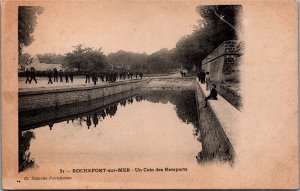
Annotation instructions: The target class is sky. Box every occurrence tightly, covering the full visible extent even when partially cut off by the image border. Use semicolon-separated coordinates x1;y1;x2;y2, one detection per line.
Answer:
23;1;201;56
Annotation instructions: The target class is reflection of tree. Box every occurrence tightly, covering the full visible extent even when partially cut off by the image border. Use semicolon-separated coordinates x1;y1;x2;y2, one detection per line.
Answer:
143;90;199;129
19;130;36;172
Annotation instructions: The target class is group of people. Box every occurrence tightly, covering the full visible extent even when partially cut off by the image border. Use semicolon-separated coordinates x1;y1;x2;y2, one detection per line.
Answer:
47;69;74;84
84;71;144;85
23;68;144;85
24;68;38;84
180;70;186;77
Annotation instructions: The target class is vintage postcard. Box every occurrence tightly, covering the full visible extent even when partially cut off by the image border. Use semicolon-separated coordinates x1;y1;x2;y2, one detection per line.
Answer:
1;0;299;189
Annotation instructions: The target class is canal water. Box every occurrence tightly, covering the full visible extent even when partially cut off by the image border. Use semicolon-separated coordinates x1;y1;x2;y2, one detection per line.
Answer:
19;90;202;172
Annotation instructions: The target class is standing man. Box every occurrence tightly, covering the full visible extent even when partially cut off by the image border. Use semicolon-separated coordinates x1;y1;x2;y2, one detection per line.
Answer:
59;70;63;82
65;70;69;83
69;70;74;83
92;72;97;85
29;67;37;84
204;84;218;108
139;72;143;79
53;68;58;82
85;71;90;83
200;70;206;84
47;70;53;84
25;68;30;84
205;72;211;90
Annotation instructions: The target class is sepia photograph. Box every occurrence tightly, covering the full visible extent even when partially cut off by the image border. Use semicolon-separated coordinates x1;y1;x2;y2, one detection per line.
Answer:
1;0;298;189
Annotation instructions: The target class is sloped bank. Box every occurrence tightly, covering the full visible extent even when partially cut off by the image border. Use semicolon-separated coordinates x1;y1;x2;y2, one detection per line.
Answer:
195;81;235;163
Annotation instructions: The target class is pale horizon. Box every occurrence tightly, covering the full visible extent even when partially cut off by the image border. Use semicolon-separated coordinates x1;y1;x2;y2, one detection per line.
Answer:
23;1;202;56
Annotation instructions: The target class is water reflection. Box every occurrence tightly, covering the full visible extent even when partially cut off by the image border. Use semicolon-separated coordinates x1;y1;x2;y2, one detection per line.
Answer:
18;90;232;172
18;131;36;172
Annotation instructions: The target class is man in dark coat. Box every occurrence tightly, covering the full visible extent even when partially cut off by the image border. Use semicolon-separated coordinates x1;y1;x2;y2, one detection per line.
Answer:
29;68;37;84
53;68;58;82
47;70;53;84
25;68;30;84
204;84;218;108
69;71;74;83
92;72;98;85
85;71;90;83
59;70;63;82
65;70;69;83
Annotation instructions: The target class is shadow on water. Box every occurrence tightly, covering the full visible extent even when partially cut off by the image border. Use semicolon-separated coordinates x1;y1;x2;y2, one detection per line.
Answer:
18;89;233;171
18;130;36;172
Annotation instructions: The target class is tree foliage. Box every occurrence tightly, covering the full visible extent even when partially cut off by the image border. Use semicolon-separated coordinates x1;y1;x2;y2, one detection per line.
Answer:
36;53;67;65
106;49;180;73
107;51;147;71
18;6;44;55
65;44;107;72
146;48;180;73
18;53;33;70
175;5;242;70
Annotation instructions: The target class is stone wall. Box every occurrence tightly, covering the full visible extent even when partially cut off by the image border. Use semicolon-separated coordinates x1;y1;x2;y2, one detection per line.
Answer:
201;40;243;109
19;77;196;112
202;40;243;83
19;79;149;112
19;89;141;130
216;83;241;110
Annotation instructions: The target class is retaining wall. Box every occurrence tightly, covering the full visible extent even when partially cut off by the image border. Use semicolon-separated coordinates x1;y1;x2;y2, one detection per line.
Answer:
19;89;141;130
195;80;235;163
201;40;243;83
19;79;149;112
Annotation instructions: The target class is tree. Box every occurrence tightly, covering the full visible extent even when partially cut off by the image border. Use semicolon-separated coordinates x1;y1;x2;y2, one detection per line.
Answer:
175;5;242;70
146;48;180;73
107;51;147;71
36;53;67;66
18;6;44;55
65;45;107;71
18;53;33;70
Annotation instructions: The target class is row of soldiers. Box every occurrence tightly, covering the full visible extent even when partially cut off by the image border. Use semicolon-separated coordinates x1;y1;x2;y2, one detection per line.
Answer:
47;69;74;84
25;68;37;84
25;68;144;85
85;71;144;85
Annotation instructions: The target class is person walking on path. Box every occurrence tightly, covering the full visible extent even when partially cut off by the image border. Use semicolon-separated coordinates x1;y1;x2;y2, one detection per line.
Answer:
59;70;63;82
138;72;143;79
25;68;30;84
47;70;53;84
29;68;37;84
65;70;69;83
53;68;58;82
205;72;211;90
204;84;218;108
85;71;90;83
92;72;98;85
69;71;74;83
